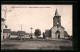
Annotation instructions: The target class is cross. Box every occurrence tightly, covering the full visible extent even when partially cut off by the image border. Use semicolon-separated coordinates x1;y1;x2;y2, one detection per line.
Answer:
30;27;33;37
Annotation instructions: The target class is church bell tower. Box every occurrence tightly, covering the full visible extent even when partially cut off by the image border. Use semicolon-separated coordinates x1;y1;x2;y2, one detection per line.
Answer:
53;9;61;26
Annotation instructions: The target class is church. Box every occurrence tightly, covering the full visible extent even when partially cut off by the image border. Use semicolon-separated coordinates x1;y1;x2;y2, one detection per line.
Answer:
44;9;69;39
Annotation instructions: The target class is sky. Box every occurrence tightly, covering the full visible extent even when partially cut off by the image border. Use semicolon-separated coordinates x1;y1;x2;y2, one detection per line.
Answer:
1;5;72;36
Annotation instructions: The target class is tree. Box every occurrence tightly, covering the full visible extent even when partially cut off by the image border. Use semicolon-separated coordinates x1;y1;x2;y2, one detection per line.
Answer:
34;29;41;38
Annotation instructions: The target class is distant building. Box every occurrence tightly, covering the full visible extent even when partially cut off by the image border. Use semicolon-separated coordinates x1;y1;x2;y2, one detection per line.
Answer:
1;18;5;41
10;31;18;38
17;31;27;39
17;31;27;35
45;9;69;39
64;31;70;39
45;30;51;39
10;31;31;39
3;29;11;39
27;33;35;38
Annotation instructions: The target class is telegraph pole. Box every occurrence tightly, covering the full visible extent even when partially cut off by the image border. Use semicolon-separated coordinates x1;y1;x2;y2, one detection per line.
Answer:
21;24;22;40
2;6;12;28
21;24;22;31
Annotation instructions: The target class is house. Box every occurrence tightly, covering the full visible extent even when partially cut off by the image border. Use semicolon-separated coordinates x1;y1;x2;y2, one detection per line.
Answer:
3;29;11;39
17;31;27;39
17;31;27;35
10;31;18;38
45;30;51;39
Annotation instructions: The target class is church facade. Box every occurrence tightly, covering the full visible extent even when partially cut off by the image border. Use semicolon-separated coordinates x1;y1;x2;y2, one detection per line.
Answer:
45;9;69;39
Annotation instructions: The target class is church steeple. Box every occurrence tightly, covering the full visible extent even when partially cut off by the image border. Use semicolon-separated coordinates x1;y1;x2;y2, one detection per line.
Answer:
55;8;58;16
53;9;61;26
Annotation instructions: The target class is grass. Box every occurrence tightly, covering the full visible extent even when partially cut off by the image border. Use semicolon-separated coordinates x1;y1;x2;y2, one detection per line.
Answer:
1;39;72;50
1;43;19;49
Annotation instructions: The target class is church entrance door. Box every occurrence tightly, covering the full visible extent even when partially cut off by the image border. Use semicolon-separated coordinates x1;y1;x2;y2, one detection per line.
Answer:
55;30;60;39
58;34;60;39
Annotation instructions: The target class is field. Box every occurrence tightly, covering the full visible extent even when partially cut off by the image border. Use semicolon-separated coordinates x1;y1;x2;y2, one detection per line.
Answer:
1;39;72;50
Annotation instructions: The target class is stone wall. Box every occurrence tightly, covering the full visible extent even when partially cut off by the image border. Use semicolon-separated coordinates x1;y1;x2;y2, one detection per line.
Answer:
45;30;51;38
1;21;5;41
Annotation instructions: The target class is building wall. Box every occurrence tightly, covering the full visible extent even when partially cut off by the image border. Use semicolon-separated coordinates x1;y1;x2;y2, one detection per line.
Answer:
22;35;31;38
1;21;5;41
3;33;10;39
64;31;69;39
10;35;18;38
1;29;3;41
51;26;64;39
45;30;51;37
1;22;3;41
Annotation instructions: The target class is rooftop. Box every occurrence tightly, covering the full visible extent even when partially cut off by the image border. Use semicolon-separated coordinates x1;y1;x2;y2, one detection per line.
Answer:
17;31;27;35
10;31;18;35
3;29;11;33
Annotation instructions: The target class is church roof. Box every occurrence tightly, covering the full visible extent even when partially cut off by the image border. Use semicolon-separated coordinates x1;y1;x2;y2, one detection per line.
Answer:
60;26;65;29
64;31;70;37
51;25;65;30
55;9;60;16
